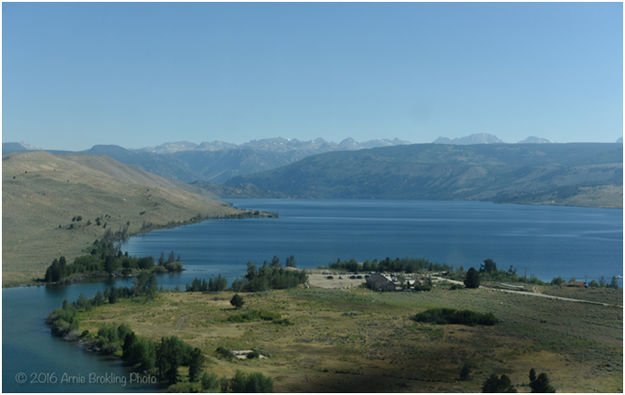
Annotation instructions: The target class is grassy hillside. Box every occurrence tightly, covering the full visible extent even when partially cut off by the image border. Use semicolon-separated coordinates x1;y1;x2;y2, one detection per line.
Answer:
225;143;623;208
2;151;247;286
77;286;622;392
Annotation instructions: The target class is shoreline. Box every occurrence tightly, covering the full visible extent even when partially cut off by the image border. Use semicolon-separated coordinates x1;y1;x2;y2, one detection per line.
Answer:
221;196;623;210
2;208;278;289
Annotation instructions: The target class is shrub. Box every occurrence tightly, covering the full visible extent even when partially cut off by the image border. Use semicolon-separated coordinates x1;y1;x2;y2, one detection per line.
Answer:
482;374;517;392
201;372;220;392
412;308;498;326
166;382;198;392
226;310;280;323
273;318;294;326
216;347;235;359
459;363;472;381
230;294;244;309
230;370;273;393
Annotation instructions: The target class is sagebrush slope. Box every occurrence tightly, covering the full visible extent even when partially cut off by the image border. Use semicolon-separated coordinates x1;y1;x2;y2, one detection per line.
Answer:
2;151;240;286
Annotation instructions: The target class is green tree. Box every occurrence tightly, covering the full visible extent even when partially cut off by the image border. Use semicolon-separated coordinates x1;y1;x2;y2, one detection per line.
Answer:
286;255;295;267
188;348;205;382
529;368;536;383
550;277;565;286
104;255;118;274
231;294;244;309
464;267;480;289
271;256;280;267
480;259;497;273
482;374;517;392
530;372;555;393
588;280;599;288
609;276;619;289
157;337;187;384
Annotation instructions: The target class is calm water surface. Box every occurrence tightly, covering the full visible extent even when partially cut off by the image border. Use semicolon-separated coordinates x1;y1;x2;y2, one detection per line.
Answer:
125;199;623;282
3;199;622;392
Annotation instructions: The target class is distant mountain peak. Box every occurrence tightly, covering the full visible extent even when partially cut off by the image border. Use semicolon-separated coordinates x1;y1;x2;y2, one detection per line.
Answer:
433;133;504;145
517;136;552;144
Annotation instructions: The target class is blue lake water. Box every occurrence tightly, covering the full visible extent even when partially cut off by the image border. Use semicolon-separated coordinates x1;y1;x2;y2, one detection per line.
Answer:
125;199;623;282
3;199;623;392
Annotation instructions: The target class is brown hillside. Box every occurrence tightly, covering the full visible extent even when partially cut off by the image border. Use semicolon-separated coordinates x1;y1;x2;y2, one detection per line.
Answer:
2;151;241;286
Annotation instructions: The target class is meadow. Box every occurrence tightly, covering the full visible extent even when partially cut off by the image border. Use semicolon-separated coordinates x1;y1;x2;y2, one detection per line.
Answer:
77;284;622;392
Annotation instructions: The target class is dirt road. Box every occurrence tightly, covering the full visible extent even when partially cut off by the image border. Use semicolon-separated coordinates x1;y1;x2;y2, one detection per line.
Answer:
432;277;622;308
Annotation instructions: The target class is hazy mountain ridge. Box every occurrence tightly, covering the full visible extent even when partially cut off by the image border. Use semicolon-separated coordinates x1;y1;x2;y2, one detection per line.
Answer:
224;143;623;208
517;136;552;144
141;137;412;154
3;137;413;183
433;133;505;145
433;133;555;145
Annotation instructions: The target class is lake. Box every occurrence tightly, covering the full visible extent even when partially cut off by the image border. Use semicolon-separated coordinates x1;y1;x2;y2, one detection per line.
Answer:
3;199;622;392
125;199;623;283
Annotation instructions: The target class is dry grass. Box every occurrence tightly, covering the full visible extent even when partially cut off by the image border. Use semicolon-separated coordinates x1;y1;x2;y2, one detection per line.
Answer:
2;151;242;286
77;285;622;392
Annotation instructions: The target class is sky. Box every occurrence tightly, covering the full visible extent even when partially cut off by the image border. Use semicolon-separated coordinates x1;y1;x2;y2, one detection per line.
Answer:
2;2;623;150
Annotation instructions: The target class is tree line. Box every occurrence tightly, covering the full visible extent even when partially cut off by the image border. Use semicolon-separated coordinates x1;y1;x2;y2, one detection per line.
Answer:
459;259;621;290
328;256;452;273
43;238;183;283
230;257;307;292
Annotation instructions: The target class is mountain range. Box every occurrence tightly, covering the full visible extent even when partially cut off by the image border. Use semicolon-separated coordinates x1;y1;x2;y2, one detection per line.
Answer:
3;136;622;208
2;137;413;183
225;143;623;208
141;137;412;154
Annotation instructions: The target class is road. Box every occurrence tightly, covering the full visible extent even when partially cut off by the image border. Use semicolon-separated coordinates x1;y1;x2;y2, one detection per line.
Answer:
431;277;622;308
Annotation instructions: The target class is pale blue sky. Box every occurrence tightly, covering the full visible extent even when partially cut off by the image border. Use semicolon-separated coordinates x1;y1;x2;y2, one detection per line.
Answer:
2;2;623;150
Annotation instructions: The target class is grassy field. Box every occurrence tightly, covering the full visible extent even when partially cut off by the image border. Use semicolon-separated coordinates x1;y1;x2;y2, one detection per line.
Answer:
2;151;254;286
77;285;622;392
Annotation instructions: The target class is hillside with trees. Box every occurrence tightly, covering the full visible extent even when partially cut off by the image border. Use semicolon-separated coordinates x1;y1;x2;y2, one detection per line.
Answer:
2;151;257;286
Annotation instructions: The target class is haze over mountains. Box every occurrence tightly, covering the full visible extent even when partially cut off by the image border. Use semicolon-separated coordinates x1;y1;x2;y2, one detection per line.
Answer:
3;135;622;208
226;143;623;208
3;137;413;183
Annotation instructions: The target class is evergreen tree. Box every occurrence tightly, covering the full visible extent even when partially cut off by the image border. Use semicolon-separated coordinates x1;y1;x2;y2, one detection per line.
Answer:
188;348;205;382
464;267;480;288
530;372;555;393
609;276;619;289
480;258;497;273
529;368;536;383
